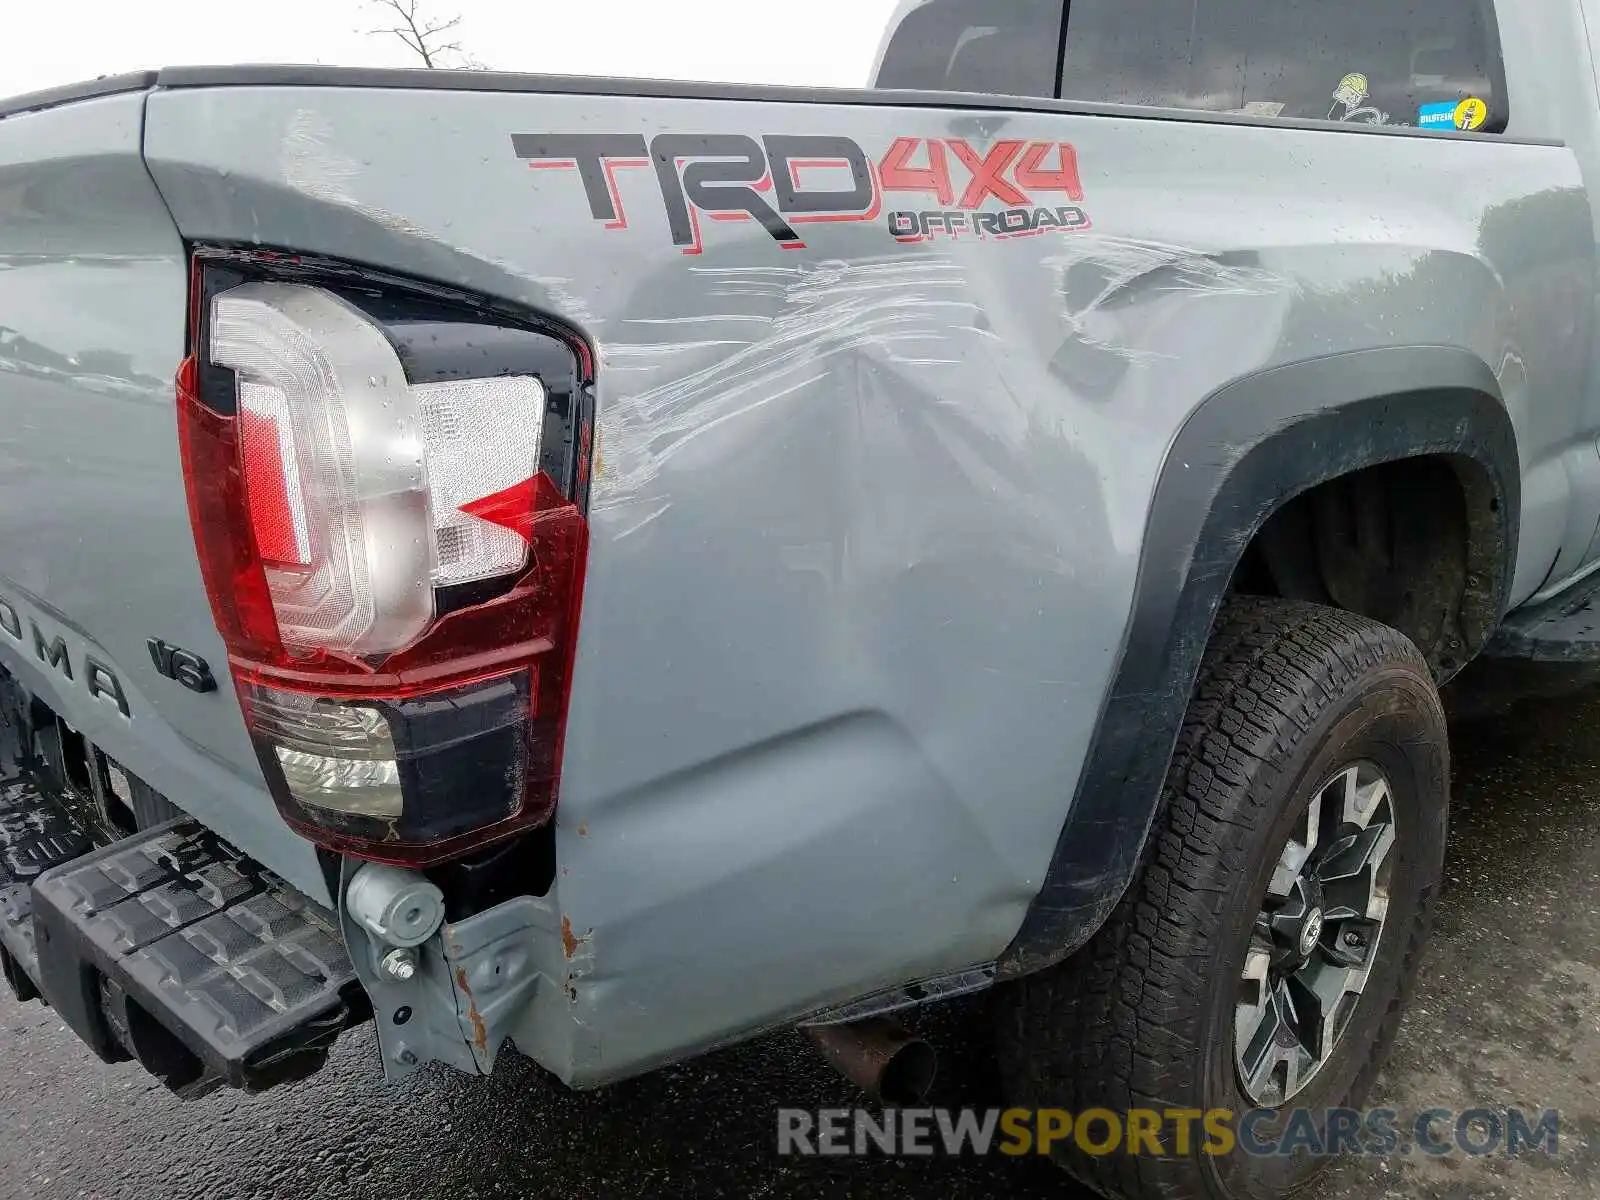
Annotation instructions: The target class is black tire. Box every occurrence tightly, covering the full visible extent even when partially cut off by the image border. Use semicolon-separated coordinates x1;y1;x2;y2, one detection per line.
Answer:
997;597;1449;1199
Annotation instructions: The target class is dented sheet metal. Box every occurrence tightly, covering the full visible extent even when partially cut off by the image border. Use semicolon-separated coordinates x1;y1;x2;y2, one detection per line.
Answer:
142;80;1583;1087
595;255;991;528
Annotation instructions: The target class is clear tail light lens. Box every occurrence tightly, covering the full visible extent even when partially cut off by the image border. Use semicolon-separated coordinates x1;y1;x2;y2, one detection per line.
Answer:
247;685;405;819
178;253;593;866
211;283;434;657
415;376;547;586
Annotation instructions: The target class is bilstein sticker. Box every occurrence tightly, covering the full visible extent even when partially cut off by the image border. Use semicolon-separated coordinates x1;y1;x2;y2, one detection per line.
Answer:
1418;102;1458;129
512;133;1091;253
1454;98;1488;130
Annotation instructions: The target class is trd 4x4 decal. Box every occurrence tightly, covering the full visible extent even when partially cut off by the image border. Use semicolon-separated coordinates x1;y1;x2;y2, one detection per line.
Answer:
512;133;1091;253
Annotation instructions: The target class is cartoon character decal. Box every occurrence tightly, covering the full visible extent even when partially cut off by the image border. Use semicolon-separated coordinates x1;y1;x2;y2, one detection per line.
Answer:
1327;71;1393;126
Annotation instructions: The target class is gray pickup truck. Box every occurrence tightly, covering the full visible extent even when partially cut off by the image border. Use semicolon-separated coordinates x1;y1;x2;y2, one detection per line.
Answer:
0;0;1592;1196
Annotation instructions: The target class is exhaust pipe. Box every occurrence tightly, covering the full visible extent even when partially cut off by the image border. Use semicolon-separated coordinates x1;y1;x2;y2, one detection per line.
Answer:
804;1017;937;1105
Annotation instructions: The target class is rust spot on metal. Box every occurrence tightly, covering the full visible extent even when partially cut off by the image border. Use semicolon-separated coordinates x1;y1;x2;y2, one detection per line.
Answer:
576;820;589;837
455;965;489;1055
561;915;580;959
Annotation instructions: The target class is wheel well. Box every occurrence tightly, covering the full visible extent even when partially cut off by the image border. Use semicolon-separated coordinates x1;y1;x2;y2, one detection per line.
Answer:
1231;455;1505;678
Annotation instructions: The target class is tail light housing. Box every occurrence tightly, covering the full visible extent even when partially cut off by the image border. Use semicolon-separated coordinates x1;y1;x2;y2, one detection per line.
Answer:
177;251;593;866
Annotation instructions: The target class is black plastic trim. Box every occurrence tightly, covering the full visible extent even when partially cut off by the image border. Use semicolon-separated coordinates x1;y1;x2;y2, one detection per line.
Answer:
1051;0;1071;100
148;64;1562;147
1479;0;1512;135
1483;567;1600;661
996;346;1519;977
0;72;157;121
31;819;363;1097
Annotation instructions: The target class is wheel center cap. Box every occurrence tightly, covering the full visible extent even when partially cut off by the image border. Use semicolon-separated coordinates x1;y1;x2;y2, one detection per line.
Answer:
1299;908;1325;957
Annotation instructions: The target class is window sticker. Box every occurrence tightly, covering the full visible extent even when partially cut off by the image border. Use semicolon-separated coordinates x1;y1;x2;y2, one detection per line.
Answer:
1329;72;1370;115
1454;97;1488;130
1328;71;1392;125
1418;102;1458;129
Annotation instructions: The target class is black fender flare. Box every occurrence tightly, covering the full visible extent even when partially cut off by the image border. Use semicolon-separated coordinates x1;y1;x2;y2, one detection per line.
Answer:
996;346;1518;977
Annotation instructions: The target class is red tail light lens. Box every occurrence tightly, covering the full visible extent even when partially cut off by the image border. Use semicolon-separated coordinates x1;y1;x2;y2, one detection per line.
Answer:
177;253;593;866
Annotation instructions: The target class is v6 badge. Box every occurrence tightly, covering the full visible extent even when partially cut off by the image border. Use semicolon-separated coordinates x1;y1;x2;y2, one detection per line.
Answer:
148;639;218;694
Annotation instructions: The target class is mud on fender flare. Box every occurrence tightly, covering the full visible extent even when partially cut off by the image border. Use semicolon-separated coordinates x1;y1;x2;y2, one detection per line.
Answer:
996;345;1517;978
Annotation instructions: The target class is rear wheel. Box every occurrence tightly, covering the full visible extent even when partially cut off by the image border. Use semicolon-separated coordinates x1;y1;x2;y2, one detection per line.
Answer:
997;597;1449;1199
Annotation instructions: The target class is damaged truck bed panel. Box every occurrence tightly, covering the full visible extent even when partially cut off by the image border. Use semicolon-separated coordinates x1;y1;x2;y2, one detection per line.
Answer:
129;74;1586;1083
3;10;1600;1175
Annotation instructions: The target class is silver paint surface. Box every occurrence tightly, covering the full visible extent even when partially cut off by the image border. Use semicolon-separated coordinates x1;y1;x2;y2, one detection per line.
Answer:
0;9;1595;1084
0;93;328;901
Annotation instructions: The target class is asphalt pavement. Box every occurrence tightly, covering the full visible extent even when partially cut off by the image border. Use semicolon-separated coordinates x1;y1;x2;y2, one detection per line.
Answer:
3;688;1599;1200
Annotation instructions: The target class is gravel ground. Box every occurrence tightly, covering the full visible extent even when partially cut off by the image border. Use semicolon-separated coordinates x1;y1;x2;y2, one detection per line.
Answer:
3;690;1598;1199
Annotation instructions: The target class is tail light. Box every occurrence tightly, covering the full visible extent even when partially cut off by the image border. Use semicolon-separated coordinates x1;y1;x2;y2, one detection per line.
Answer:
177;252;593;866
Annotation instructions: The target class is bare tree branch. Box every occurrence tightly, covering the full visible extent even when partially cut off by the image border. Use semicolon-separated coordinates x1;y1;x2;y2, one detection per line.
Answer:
367;0;475;69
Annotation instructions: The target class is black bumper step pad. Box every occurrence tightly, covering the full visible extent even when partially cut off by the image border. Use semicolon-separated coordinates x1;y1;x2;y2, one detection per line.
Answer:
0;773;92;999
31;820;363;1097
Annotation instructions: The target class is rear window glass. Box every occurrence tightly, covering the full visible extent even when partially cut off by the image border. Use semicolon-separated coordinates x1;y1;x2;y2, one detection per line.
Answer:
1058;0;1504;131
875;0;1065;98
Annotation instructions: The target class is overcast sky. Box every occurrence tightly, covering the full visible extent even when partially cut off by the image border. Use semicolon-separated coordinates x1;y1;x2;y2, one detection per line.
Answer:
10;0;901;97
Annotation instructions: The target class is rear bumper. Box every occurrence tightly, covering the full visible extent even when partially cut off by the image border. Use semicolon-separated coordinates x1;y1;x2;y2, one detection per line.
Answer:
1;770;367;1097
0;773;90;1000
0;672;367;1098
